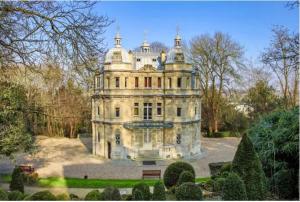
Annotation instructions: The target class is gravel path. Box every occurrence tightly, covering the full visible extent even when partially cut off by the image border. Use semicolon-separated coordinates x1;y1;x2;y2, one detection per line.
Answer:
0;136;240;179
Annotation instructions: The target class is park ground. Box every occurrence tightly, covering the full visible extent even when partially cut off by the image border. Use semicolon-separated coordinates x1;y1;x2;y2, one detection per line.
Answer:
0;135;240;179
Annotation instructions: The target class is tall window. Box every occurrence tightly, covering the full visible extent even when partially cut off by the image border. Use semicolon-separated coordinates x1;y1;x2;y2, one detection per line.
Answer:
176;134;181;144
98;132;101;142
115;107;120;117
144;77;152;88
158;77;162;88
125;77;128;88
157;103;162;116
144;103;152;120
177;77;182;88
97;106;100;115
168;77;172;88
177;107;181;117
186;77;190;88
144;129;151;143
115;77;120;88
95;76;100;88
135;77;139;88
134;103;139;116
195;107;197;116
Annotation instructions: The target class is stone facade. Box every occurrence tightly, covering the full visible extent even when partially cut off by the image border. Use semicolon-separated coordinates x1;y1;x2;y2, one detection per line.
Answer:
92;32;201;160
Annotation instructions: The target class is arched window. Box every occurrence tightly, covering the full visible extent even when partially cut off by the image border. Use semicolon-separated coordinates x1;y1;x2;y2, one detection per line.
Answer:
115;129;121;145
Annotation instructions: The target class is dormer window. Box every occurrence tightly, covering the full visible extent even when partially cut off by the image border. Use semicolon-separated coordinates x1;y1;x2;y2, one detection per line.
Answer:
112;51;122;63
137;58;141;62
152;58;156;62
175;53;184;63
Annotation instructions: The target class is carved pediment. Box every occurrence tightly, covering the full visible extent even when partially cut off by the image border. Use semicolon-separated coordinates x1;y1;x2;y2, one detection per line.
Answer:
139;64;157;71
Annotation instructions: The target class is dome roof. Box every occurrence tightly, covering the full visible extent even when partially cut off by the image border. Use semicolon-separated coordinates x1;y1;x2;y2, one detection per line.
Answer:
104;47;131;64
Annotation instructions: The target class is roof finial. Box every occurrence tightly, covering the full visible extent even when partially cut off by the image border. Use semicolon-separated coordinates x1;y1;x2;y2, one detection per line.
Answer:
114;25;121;48
176;25;180;36
143;30;148;42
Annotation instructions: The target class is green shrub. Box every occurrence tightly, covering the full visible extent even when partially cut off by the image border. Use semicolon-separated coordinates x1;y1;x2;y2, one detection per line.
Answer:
102;186;121;200
69;193;80;200
132;190;143;201
212;177;226;192
8;190;24;200
22;194;31;201
177;171;195;185
201;179;213;192
56;193;70;201
222;173;247;200
273;169;296;199
163;161;195;188
0;188;8;200
132;183;151;200
232;134;266;200
152;181;166;200
29;190;56;200
124;194;132;201
175;182;203;200
84;190;103;201
10;167;24;193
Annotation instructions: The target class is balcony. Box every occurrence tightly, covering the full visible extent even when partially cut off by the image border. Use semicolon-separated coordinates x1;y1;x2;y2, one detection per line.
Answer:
123;121;173;129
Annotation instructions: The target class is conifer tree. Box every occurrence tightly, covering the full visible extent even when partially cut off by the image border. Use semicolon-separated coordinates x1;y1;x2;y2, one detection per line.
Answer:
9;167;24;193
232;134;266;200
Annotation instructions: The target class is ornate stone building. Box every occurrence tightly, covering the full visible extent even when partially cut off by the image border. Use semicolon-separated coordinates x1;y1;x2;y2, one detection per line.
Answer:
92;31;201;160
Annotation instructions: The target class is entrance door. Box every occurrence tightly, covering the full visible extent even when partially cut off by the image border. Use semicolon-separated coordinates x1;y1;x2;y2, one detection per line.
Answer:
107;142;111;159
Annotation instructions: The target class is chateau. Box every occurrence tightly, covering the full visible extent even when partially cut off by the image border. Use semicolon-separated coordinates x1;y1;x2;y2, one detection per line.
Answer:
92;31;201;160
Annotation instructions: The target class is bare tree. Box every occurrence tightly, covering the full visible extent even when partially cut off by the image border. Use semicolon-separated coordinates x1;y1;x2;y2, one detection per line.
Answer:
261;26;299;107
133;41;169;52
0;1;112;73
191;32;244;134
286;1;299;9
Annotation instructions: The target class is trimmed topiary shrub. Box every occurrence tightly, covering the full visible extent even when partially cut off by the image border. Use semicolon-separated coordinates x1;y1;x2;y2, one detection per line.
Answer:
132;189;143;201
0;188;8;200
163;161;195;189
84;190;103;201
8;190;24;200
102;186;121;200
56;193;70;201
212;177;226;192
232;134;266;200
10;167;24;193
29;190;56;200
132;183;151;200
222;173;247;200
177;171;195;185
69;193;80;200
175;182;202;200
152;181;166;200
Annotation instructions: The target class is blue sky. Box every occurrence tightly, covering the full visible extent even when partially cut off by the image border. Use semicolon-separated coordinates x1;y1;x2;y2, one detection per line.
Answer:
96;1;299;62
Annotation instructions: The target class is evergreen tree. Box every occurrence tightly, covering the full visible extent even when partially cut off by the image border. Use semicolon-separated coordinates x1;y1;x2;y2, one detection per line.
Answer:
10;167;24;193
232;134;266;200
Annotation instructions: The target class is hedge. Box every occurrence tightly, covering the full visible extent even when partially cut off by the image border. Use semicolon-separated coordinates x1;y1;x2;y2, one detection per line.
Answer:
175;182;202;200
222;173;247;200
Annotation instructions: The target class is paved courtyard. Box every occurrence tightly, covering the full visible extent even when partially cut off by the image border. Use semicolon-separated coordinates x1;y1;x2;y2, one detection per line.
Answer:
0;136;240;179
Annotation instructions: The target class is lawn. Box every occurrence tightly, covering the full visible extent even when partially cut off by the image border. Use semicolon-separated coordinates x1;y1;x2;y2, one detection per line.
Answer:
1;174;210;188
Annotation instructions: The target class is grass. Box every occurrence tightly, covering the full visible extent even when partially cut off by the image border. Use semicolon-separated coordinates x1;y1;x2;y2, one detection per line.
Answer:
1;174;210;188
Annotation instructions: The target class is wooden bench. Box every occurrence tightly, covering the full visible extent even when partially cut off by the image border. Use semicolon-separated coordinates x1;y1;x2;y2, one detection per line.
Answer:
142;170;161;179
18;165;35;174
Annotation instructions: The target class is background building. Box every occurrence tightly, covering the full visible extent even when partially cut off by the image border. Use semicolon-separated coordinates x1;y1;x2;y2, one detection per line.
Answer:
92;31;201;160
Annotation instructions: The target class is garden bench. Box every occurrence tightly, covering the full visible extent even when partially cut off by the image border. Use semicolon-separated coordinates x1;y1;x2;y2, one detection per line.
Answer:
18;165;35;174
142;170;161;179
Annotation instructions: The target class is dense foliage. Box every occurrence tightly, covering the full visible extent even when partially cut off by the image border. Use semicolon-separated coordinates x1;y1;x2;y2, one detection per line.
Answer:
248;107;299;199
0;81;34;156
232;134;266;200
152;181;166;200
0;188;8;200
102;186;121;200
175;182;203;200
8;190;24;200
84;190;103;201
163;161;195;188
177;171;195;185
132;183;151;200
222;173;247;200
56;193;70;200
10;167;24;193
132;189;143;201
28;190;56;200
